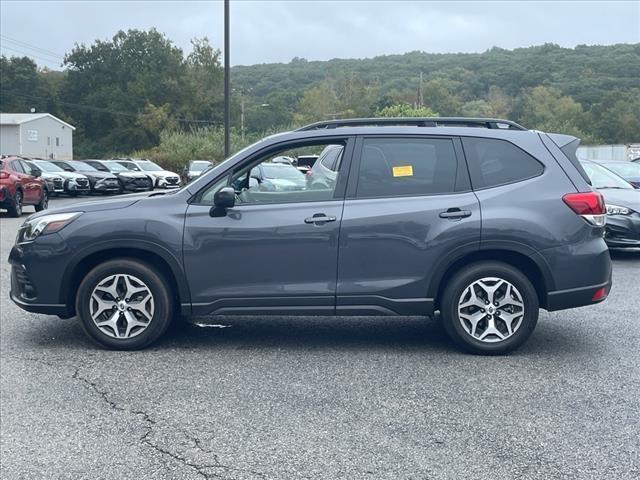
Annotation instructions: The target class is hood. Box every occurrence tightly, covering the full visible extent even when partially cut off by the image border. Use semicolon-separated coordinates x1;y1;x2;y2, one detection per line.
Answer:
599;188;640;213
39;172;62;180
55;171;87;181
78;171;118;181
148;170;179;179
28;196;144;221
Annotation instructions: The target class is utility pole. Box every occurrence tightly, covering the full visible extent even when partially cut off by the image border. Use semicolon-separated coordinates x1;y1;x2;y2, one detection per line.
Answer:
240;96;245;141
223;0;230;157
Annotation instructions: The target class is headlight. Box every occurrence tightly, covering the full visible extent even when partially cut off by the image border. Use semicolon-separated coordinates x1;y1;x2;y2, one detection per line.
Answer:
605;204;631;215
18;212;82;243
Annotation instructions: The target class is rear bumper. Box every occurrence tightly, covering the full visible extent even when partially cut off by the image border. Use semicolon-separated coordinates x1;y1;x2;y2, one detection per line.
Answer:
546;279;612;311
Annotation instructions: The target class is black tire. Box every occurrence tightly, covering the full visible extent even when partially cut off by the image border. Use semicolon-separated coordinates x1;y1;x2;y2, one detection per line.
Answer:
35;189;48;212
7;188;23;217
440;261;539;355
76;258;173;350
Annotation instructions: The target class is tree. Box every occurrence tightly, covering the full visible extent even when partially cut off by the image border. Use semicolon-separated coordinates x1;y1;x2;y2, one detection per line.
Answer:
518;86;599;143
0;56;47;112
375;103;438;117
62;28;187;155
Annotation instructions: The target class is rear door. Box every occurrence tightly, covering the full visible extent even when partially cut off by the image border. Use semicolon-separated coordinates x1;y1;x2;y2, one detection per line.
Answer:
337;135;481;316
11;160;37;203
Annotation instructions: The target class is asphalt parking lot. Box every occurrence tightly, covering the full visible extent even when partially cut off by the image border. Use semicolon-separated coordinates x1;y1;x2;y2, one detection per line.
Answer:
1;195;639;480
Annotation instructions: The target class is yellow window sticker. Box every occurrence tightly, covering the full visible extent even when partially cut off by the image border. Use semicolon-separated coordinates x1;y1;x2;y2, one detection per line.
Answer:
392;165;413;177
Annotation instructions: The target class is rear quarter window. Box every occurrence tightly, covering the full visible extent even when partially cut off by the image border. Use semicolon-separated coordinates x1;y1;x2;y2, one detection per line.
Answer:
462;137;544;189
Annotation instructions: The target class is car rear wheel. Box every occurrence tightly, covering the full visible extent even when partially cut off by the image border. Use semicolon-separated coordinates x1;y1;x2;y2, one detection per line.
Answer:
440;261;539;355
7;189;23;217
35;189;48;212
76;259;173;350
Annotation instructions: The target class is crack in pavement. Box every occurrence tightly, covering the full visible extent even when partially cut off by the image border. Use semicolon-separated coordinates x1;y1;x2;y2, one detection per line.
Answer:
70;367;268;480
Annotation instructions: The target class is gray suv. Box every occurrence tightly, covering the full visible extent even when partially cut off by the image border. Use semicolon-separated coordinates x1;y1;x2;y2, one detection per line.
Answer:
9;118;612;354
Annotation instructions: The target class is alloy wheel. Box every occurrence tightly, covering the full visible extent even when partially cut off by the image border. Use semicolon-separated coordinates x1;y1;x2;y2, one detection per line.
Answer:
89;274;155;339
457;277;525;343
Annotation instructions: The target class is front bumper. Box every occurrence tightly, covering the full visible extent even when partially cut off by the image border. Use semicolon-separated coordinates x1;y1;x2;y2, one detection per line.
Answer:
122;177;153;191
604;213;640;248
93;180;120;192
9;233;74;317
157;177;181;189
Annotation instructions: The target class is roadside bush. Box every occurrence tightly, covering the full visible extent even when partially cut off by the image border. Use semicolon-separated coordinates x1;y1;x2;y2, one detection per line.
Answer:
131;127;260;172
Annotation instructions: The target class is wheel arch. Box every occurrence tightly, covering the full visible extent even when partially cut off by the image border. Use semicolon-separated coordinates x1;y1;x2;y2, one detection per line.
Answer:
61;244;191;317
431;248;553;311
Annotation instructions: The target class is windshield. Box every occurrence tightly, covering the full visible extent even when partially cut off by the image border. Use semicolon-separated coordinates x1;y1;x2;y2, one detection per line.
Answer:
603;162;640;178
69;160;98;171
105;162;128;172
33;160;65;172
262;164;305;180
581;162;634;190
137;161;163;172
190;161;212;171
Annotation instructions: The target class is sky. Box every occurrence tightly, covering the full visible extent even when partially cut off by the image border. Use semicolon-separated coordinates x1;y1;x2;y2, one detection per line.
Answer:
1;1;639;69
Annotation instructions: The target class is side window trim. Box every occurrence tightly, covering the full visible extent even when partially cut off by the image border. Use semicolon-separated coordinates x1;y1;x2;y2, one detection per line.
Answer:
346;134;466;200
191;136;356;205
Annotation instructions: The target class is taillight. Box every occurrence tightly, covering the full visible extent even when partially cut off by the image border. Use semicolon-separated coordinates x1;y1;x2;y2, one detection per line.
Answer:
591;287;607;302
0;171;9;180
562;191;606;226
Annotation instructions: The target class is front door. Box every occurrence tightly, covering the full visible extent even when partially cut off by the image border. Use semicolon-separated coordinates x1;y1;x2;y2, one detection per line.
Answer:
183;137;354;315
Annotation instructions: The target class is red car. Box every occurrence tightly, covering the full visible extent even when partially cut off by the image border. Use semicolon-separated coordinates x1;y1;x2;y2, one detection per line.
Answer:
0;156;49;217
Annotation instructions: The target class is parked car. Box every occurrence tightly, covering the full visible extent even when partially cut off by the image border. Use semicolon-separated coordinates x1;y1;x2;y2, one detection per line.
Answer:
244;162;307;192
306;144;344;189
50;160;120;194
23;159;65;196
9;117;612;353
29;160;91;196
81;160;153;193
295;154;318;174
0;156;48;216
115;159;181;189
182;160;213;184
596;160;640;188
581;160;640;248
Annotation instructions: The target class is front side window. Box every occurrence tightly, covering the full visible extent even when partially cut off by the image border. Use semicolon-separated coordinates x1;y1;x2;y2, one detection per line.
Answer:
356;138;458;198
463;137;544;189
198;141;348;205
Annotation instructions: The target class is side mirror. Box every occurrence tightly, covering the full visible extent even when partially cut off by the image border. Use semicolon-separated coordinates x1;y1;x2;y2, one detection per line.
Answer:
210;187;235;217
30;168;41;177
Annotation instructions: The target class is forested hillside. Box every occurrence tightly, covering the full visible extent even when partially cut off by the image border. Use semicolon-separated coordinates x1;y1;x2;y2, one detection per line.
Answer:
1;29;638;165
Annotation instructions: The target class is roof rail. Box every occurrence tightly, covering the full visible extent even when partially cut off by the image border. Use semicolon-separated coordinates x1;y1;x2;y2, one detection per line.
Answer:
296;117;527;131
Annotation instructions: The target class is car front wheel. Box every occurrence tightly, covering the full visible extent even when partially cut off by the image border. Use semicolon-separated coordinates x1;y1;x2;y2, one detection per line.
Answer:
76;259;173;350
7;189;23;217
35;189;48;212
440;261;539;355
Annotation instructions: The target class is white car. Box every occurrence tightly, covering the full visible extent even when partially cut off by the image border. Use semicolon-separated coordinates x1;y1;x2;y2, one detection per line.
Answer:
112;159;181;189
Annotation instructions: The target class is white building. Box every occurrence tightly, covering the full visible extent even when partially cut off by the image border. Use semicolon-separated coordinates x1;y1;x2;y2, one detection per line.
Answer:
0;113;75;160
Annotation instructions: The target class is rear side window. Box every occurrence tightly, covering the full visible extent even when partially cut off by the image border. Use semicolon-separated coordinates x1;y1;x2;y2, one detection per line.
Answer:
462;137;544;189
11;160;25;173
356;138;458;198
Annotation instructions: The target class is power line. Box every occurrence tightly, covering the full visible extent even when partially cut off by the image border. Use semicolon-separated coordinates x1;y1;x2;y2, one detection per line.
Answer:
0;45;62;66
0;89;222;125
0;35;65;59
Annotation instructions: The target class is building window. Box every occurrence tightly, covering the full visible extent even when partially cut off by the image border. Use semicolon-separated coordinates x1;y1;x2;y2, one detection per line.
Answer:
56;137;60;147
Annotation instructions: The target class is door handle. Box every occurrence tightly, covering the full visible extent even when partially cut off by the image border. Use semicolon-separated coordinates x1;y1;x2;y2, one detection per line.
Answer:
304;214;337;225
439;208;472;219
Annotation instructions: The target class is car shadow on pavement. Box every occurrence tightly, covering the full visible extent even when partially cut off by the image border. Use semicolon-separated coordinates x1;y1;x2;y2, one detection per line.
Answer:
16;314;595;357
